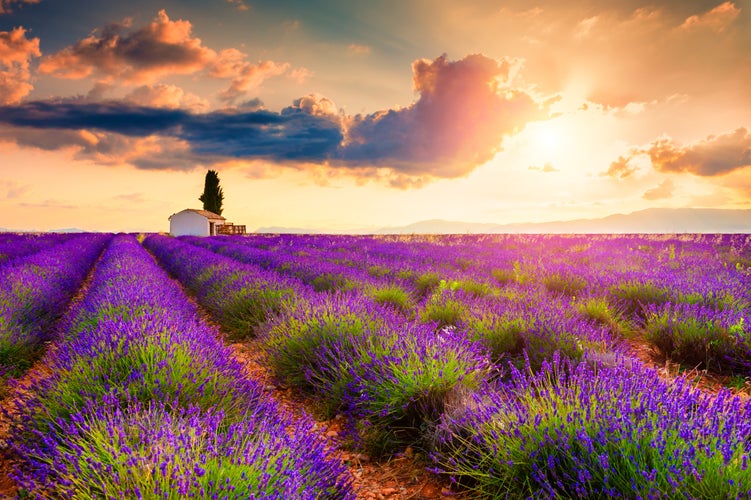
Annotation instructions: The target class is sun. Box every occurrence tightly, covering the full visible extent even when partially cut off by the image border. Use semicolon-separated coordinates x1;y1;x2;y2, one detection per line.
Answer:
526;119;567;154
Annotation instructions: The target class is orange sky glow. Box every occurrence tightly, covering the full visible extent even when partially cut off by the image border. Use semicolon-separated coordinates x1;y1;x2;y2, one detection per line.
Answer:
0;0;749;232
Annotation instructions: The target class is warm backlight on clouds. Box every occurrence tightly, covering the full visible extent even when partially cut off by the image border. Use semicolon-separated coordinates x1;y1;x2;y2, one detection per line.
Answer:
0;0;749;232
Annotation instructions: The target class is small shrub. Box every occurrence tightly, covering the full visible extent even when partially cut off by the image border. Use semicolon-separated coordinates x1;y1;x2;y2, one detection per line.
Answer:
678;290;747;311
217;287;296;340
419;298;467;329
413;272;442;297
31;317;255;428
610;281;672;318
576;297;629;337
367;265;391;278
344;325;490;457
542;274;587;297
368;285;415;314
263;303;380;416
311;273;355;293
491;268;515;285
456;279;495;298
464;314;527;363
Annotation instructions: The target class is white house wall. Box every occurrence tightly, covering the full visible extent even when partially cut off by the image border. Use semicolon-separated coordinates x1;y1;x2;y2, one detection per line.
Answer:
170;211;209;236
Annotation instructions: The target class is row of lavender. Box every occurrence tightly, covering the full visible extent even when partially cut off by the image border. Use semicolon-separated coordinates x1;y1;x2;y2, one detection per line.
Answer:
174;233;751;497
192;233;751;374
0;233;110;392
0;233;77;267
9;235;351;498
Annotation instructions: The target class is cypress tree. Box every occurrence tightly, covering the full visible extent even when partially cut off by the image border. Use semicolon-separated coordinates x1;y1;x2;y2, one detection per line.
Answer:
199;170;224;215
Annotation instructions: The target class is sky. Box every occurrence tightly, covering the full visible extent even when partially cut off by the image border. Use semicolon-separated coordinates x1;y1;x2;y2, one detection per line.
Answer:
0;0;749;232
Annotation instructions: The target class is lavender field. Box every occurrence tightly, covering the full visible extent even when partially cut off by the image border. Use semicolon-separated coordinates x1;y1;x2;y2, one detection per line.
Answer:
2;232;751;499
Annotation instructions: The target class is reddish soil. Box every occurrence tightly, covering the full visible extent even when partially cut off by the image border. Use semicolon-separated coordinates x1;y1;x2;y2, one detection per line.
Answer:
624;336;751;399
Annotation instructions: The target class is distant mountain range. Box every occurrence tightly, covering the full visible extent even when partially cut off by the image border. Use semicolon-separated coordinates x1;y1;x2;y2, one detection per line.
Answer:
373;208;751;234
254;208;751;234
254;226;324;234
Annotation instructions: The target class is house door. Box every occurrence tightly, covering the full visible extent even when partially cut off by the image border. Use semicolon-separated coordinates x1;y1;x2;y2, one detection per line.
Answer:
209;222;215;235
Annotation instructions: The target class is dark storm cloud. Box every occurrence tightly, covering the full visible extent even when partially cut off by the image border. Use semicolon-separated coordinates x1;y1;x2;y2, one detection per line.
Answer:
0;54;547;180
0;99;343;163
0;100;187;135
181;108;343;161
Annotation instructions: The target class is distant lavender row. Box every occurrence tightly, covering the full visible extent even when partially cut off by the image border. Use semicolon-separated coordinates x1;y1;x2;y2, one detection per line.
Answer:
145;233;309;339
11;235;352;498
0;233;109;382
207;233;751;305
0;232;75;267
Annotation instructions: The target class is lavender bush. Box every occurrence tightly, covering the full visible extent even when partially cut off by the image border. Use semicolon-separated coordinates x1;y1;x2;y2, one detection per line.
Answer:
433;354;751;498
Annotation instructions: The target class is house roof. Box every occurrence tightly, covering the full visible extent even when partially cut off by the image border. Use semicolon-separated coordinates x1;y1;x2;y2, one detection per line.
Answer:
169;208;226;221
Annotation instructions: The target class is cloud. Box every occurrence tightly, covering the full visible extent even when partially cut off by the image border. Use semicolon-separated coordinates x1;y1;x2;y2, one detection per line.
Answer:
605;127;751;182
347;44;371;56
123;83;209;111
557;3;747;107
574;16;599;39
0;27;41;104
113;193;147;203
0;180;29;199
282;94;339;118
0;0;39;15
0;99;342;168
226;0;249;12
38;10;217;83
643;128;751;176
212;49;290;104
680;1;741;33
341;54;545;177
529;162;559;173
0;54;547;183
642;178;675;200
605;155;638;179
36;10;294;102
288;67;313;84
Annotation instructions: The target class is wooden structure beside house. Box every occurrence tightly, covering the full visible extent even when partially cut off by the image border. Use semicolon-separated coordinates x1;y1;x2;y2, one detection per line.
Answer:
168;209;246;237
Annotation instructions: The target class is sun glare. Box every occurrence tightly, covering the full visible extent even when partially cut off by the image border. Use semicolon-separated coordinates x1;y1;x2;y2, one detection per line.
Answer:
528;120;566;154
